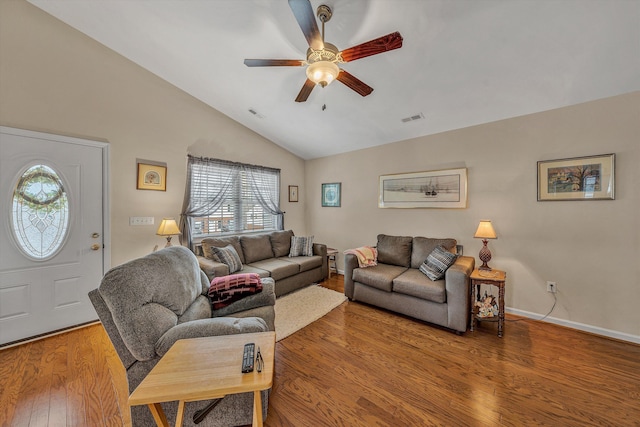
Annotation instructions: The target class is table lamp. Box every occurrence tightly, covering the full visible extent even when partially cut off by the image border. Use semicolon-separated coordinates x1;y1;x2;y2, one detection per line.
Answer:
474;220;497;271
156;218;181;247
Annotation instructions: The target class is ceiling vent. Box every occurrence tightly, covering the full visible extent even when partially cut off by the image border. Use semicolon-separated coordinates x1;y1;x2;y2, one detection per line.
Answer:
248;108;264;119
401;112;424;123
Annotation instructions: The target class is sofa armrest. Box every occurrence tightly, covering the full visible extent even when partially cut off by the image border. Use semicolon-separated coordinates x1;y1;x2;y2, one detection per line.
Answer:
197;255;230;280
444;255;475;332
343;253;359;299
155;316;268;357
313;243;328;279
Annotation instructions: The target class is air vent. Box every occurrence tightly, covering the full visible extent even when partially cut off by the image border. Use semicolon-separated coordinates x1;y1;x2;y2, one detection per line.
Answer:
248;108;264;119
401;112;424;123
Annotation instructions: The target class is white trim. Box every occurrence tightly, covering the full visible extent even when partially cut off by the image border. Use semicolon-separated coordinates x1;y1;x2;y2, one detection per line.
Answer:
506;307;640;345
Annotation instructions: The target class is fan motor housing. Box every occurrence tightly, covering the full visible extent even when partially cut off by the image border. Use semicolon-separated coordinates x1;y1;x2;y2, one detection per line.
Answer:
306;42;339;64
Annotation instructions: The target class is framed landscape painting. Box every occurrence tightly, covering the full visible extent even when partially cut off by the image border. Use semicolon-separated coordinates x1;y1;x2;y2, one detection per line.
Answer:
537;154;615;201
378;168;467;209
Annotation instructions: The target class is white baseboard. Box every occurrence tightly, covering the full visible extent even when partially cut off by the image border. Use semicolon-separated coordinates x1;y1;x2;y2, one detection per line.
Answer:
506;307;640;345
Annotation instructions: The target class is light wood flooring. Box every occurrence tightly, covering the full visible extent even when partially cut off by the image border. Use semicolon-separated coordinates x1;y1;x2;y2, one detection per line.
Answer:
1;274;639;426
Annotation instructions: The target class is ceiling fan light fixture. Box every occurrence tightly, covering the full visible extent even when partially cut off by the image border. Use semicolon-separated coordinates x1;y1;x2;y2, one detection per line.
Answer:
306;60;339;87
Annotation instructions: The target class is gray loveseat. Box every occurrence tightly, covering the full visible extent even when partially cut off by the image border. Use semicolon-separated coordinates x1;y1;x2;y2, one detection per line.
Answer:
344;234;475;333
196;230;328;297
89;246;276;426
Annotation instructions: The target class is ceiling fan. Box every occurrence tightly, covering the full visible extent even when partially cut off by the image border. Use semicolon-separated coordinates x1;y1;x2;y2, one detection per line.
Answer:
244;0;403;102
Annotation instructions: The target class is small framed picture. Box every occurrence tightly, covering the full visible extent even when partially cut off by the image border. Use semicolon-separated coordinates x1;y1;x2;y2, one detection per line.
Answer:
322;182;341;207
537;153;615;201
289;185;299;202
137;161;167;191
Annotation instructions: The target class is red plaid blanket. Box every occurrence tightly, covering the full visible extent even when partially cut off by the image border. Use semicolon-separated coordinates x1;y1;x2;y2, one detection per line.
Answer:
208;273;263;310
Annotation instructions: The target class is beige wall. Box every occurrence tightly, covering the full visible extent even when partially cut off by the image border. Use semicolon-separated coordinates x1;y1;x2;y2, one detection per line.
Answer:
0;0;307;267
306;92;640;339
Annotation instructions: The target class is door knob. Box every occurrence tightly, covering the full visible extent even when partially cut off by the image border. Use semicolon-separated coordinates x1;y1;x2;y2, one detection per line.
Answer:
91;244;101;251
92;232;100;238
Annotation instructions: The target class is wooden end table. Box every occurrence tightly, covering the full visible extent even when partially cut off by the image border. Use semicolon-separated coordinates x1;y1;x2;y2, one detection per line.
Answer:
327;248;338;279
129;331;276;427
470;268;507;337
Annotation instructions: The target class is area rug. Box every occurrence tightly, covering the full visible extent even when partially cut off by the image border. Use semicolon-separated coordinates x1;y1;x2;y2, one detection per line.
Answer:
274;284;347;341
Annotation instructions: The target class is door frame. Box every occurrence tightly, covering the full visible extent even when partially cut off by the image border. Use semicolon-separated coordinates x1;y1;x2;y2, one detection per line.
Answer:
0;126;111;276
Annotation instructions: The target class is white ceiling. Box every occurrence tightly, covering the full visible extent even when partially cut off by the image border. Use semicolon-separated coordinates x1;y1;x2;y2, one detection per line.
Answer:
28;0;639;160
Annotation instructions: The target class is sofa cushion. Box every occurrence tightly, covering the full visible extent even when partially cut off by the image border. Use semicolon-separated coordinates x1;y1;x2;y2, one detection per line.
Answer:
411;237;457;269
377;234;413;267
281;255;322;273
353;263;408;292
201;236;245;264
207;244;243;274
393;269;446;304
289;235;314;257
208;273;262;310
419;246;458;281
248;258;300;281
270;230;294;257
240;234;275;263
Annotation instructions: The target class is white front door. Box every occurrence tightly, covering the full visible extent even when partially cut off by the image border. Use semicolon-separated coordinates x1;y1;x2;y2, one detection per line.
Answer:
0;127;108;345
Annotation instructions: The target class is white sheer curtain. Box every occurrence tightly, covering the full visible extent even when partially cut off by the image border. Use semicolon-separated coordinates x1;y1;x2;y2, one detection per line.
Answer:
180;156;284;249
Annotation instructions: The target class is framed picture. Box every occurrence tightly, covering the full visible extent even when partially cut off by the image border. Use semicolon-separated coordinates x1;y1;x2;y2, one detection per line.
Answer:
137;161;167;191
289;185;299;202
321;182;341;207
537;154;615;201
378;168;467;209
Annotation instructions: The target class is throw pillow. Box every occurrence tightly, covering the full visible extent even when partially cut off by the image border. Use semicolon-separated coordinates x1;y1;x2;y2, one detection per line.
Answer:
209;244;243;273
209;273;263;310
419;245;458;281
289;235;314;257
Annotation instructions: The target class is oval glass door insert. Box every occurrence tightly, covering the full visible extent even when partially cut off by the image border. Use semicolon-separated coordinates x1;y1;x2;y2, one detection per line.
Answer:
12;164;70;260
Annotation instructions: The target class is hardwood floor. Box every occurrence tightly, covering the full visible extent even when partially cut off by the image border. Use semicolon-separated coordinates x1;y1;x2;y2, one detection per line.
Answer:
2;275;639;426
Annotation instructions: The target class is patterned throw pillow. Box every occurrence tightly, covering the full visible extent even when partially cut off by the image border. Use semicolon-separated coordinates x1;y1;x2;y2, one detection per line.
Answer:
419;245;458;281
289;235;314;257
209;244;243;273
209;273;262;310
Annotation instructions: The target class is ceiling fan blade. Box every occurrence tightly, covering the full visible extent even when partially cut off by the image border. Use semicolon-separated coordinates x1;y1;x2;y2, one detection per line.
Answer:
288;0;323;50
295;78;316;102
336;70;374;97
244;59;305;67
339;31;403;62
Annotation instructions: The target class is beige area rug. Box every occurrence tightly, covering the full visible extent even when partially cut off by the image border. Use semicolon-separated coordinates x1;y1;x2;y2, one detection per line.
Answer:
274;284;347;341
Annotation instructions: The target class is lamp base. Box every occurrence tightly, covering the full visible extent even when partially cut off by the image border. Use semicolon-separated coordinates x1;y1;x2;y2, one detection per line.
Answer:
478;239;492;271
165;236;173;247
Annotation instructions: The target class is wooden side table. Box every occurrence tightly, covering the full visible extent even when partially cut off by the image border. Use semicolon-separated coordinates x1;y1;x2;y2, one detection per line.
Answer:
129;332;275;426
327;248;338;279
470;268;507;337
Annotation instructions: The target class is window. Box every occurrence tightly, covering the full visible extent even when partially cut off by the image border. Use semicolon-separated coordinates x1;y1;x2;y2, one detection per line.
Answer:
181;156;283;246
11;164;70;260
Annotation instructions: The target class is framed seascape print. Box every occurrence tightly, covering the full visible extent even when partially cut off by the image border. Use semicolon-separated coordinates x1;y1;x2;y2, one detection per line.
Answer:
537;154;615;201
321;182;341;207
137;161;167;191
378;168;468;209
289;185;299;202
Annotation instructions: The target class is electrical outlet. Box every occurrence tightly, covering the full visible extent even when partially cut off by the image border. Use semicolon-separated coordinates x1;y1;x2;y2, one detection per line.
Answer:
547;281;557;293
129;216;155;226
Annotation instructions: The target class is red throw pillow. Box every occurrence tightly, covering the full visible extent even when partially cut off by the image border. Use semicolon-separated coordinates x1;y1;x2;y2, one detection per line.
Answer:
208;273;263;310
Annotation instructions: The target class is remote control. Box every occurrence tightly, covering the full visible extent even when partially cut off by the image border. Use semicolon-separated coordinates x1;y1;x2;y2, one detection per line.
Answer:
242;343;255;373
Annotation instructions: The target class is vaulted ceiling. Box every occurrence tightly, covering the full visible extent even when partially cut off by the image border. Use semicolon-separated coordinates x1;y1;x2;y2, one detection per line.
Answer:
28;0;640;159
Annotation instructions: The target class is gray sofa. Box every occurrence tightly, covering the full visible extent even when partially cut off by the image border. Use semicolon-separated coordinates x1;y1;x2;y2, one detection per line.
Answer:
196;230;328;297
89;246;276;427
344;234;475;334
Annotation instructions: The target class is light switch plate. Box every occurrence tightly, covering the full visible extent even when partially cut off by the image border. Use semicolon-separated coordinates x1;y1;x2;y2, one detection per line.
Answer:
130;216;155;226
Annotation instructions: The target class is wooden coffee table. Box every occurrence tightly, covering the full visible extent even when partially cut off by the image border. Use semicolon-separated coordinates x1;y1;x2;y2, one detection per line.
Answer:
129;331;276;427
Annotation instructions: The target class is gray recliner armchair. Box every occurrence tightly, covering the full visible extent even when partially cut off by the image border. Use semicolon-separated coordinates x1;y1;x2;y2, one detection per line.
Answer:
89;246;276;426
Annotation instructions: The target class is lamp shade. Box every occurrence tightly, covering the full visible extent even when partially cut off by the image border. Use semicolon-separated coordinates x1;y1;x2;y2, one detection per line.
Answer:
156;218;180;236
474;220;497;239
306;61;339;87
